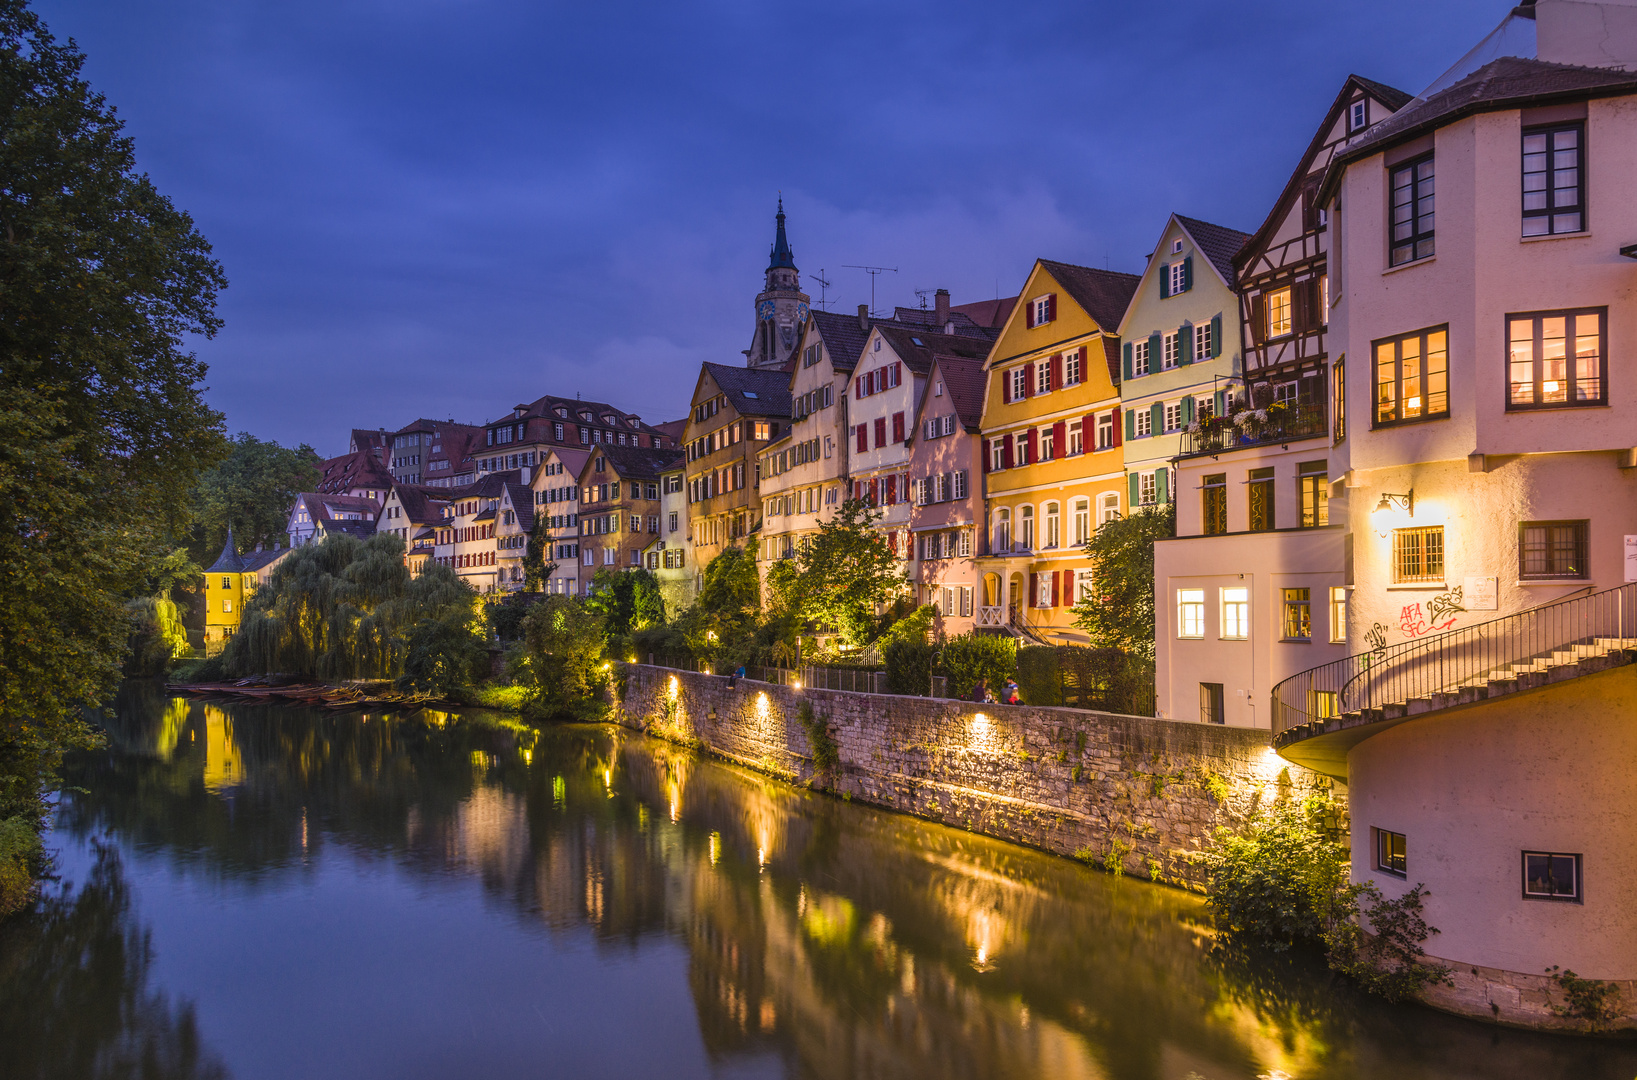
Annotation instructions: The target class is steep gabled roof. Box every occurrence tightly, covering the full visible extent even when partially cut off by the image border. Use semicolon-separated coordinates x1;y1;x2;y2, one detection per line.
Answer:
654;418;688;445
315;447;393;495
876;325;994;378
807;308;873;374
949;296;1018;329
1174;215;1253;286
700;362;793;418
1037;260;1142;331
391;483;451;524
503;482;535;532
598;444;686;482
929;355;987;432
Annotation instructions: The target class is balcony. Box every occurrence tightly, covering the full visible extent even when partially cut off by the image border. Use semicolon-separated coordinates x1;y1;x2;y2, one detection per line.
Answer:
1180;402;1327;459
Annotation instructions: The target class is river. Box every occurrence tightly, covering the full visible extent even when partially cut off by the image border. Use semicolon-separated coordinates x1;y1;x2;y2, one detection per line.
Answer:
1;684;1631;1079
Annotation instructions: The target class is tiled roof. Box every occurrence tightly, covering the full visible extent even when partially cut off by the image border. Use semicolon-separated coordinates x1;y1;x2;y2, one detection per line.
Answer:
349;428;390;453
391;484;451;524
1336;58;1637;168
701;362;793;418
931;355;987;432
1099;338;1122;387
1175;215;1252;285
508;393;662;440
1037;261;1142;331
876;325;993;378
654;418;688;444
315;448;393;495
1351;74;1414;112
596;444;686;482
808;309;873;373
239;548;288;573
949;296;1018;329
504;482;535;532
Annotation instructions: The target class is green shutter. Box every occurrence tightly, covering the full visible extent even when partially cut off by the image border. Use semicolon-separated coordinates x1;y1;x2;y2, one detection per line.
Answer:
1211;313;1223;357
1182;256;1193;291
1214;389;1226;415
1179;324;1194;365
1182;397;1195;424
1150;402;1163;434
1156;467;1169;503
1159;263;1170;299
1124;409;1135;441
1123;342;1133;381
1128;472;1140;506
1148;332;1161;366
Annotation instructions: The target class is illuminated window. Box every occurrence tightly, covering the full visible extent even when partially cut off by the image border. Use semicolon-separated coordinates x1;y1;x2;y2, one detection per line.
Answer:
1282;588;1311;640
1202;474;1226;535
1507;308;1604;408
1266;287;1293;338
1220;587;1248;640
1375;829;1407;877
1329;587;1348;643
1390;154;1436;265
1298;461;1329;528
1374;325;1449;425
1523;851;1580;901
1177;589;1205;638
1519;520;1588;580
1248;468;1275;532
1522;123;1583;236
1393;526;1444;584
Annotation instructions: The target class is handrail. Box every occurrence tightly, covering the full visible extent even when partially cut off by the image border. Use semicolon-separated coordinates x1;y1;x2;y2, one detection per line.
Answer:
1271;581;1637;738
1180;402;1326;459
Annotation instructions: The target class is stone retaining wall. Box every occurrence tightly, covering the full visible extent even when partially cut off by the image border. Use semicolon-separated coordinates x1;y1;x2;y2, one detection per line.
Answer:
616;664;1342;890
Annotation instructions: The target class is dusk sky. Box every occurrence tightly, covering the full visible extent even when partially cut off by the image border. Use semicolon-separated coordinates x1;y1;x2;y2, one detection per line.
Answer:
41;0;1500;455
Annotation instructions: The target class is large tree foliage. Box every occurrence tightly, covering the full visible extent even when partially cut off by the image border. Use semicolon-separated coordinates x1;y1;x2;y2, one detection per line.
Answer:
1070;503;1174;660
584;567;665;639
189;432;318;563
787;499;908;648
521;514;556;593
219;532;483;684
519;596;607;720
0;0;227;897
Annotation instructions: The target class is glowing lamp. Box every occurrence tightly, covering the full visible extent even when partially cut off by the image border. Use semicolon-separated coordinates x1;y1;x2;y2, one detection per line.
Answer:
1372;490;1414;520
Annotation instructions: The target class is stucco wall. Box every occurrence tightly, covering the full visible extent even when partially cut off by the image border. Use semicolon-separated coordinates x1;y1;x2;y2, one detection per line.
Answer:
616;664;1340;890
1348;664;1637;1020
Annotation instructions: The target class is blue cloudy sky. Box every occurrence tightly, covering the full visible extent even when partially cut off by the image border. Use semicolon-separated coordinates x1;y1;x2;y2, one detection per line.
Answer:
39;0;1502;454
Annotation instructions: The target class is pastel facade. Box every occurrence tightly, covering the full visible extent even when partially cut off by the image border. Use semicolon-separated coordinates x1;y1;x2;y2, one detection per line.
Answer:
430;470;520;593
575;445;683;579
908;354;988;635
377;484;450;577
649;460;694;614
286;492;380;548
977;260;1138;642
530;448;587;596
683;363;789;582
494;480;536;593
202;529;289;653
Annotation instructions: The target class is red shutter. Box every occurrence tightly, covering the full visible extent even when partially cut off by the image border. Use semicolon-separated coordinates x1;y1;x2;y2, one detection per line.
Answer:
886;476;897;505
982;441;992;473
894;361;902;386
892;412;905;442
874;417;887;447
1079;345;1089;373
1026;428;1038;464
1050;354;1061;390
857;424;867;452
1053;571;1062;608
1025;302;1035;329
1023;367;1034;397
1002;438;1013;469
1046;294;1057;321
1112;406;1123;448
1002;372;1012;403
1083;413;1096;453
1052;421;1067;459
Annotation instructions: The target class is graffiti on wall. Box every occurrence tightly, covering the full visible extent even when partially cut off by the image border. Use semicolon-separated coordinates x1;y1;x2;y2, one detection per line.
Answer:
1365;622;1389;660
1398;586;1466;638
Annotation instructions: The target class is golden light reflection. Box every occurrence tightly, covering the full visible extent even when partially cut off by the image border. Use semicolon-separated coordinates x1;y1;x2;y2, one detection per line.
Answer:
202;706;242;792
156;698;188;761
709;830;721;866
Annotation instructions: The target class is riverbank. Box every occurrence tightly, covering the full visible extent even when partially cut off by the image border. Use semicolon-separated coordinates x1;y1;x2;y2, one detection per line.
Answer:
614;663;1338;892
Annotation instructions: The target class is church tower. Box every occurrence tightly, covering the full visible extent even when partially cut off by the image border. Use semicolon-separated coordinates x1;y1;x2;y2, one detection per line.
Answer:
745;199;810;370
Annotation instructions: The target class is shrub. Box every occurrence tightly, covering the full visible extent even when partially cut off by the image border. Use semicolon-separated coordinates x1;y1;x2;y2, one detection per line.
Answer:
1203;795;1352;951
169;655;225;683
1326;885;1452;1003
397;617;489;697
1015;646;1061;707
486;594;533;643
519;595;608;721
937;634;1016;700
883;639;935;696
1545;966;1624;1027
0;814;42;919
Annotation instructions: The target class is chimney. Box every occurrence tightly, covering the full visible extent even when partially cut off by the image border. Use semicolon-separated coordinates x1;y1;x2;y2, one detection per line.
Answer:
934;288;950;327
858;303;870;331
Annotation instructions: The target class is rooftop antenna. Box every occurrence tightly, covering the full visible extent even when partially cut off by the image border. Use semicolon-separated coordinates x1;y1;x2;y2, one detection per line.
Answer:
913;288;933;310
843;264;898;317
811;268;834;311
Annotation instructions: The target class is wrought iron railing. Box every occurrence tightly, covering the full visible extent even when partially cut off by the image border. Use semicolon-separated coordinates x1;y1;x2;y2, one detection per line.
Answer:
1181;402;1327;458
1271;582;1637;739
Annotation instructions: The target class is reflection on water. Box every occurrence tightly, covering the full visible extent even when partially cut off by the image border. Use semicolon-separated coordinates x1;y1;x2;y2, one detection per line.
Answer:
4;680;1634;1080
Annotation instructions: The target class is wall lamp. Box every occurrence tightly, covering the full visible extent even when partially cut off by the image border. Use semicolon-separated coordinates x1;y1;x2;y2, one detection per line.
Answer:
1373;490;1414;518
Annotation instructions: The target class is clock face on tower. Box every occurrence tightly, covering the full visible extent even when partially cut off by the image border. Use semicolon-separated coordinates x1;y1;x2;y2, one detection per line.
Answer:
757;300;775;321
797;302;810;321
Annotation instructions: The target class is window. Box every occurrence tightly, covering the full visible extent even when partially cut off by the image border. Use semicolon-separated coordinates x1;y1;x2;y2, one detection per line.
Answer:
1507;308;1605;408
1019;505;1035;549
1134;408;1152;438
1374;326;1449;424
1350;99;1367;131
1036;361;1050;394
1393;525;1445;584
1014;431;1029;465
222;598;232;613
993;508;1010;551
1139;472;1156;505
1220;587;1249;640
1163;402;1182;432
1168;261;1187;296
1375;830;1407;878
1248;468;1275;532
1068;421;1083;456
1171;238;1183;255
1329;587;1348;643
1193;319;1212;361
1177;589;1205;638
1032;295;1052;325
1523;852;1580;901
1522;123;1583;236
221;576;232;589
1519;520;1588;579
1039;426;1055;461
1096;412;1113;450
1044;502;1060;548
1266;287;1293;338
991;440;1004;472
1132;343;1158;381
1298;461;1329;528
1064;351;1081;386
1200;683;1225;724
1072;498;1090;545
668;511;678;532
1282;588;1311;640
1389;154;1435;265
1203;474;1226;535
1162;332;1179;369
1099;492;1120;523
1010;367;1029;400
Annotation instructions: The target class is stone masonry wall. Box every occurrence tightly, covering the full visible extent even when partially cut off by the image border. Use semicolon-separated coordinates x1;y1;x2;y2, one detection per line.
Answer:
616;664;1343;890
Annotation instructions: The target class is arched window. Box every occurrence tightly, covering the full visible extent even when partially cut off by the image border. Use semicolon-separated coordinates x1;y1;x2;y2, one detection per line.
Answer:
1099;491;1121;523
1020;505;1035;550
1072;498;1091;545
1043;502;1060;549
993;508;1010;552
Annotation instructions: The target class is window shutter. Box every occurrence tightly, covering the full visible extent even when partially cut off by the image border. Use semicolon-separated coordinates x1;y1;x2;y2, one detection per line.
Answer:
1211;313;1223;356
955;470;968;498
1026;428;1038;464
856;424;867;453
895;361;902;385
1083;412;1096;451
1156;467;1169;503
1214;389;1226;416
1148;332;1161;364
1292;282;1309;333
1002;438;1013;469
1002;371;1012;403
1112;406;1122;447
1183;256;1193;291
1123;342;1133;381
1047;294;1057;321
1052;421;1067;457
1179;324;1194;364
1150;402;1163;433
982;442;992;473
1123;408;1134;442
1182;397;1195;424
1160;264;1170;299
1051;571;1061;608
1025;302;1036;329
1128;472;1140;506
1079;345;1089;376
1249;294;1264;345
1023;369;1034;397
1050;353;1062;390
856;377;863;397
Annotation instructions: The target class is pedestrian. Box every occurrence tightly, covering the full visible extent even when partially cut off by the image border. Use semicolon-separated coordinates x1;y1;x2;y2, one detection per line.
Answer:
971;678;987;703
1003;678;1021;705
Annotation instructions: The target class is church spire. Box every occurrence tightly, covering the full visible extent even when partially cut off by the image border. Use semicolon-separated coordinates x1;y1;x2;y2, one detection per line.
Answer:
768;197;796;271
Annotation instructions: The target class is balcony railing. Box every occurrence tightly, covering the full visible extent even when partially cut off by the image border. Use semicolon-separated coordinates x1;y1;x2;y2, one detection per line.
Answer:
975;606;1005;628
1271;581;1637;741
1180;402;1327;458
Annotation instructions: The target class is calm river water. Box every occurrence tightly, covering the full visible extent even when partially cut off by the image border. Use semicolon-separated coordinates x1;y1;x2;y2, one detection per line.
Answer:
2;685;1632;1080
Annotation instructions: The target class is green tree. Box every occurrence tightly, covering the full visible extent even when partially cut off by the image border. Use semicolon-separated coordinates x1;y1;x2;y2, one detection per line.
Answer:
519;596;607;720
585;567;666;639
1070;503;1174;660
521;514;557;592
789;499;908;648
188;432;319;563
0;0;228;908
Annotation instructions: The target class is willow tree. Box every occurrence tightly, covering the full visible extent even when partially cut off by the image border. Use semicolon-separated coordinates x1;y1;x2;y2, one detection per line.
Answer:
0;0;228;910
223;533;482;683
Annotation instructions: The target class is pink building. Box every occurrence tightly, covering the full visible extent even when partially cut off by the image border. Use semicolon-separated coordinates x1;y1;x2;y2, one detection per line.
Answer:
908;354;987;635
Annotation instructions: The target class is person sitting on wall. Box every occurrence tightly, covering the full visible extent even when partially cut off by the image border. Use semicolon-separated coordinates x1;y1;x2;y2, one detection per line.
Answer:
971;678;988;703
1002;679;1021;705
726;664;745;689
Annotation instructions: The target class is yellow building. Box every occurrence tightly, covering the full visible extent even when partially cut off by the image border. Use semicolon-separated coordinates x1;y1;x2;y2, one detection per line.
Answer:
976;260;1139;643
202;528;289;654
